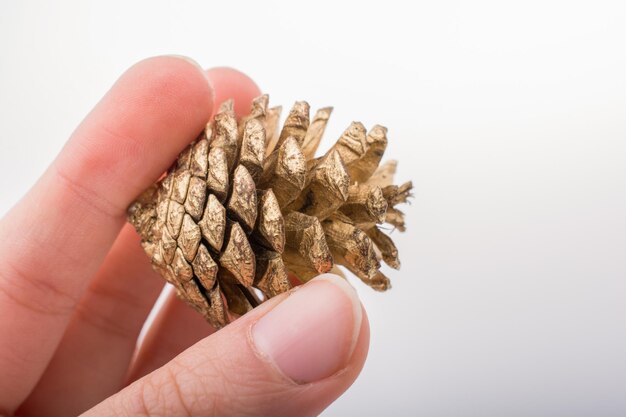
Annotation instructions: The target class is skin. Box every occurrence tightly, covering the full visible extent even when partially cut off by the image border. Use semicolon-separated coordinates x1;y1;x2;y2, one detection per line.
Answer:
0;56;370;417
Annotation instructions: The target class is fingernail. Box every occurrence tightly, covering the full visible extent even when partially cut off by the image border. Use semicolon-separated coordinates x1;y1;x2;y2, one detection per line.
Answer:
251;274;362;384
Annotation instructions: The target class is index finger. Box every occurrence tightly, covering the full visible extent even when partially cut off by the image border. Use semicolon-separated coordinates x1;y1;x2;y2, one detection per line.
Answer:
0;55;214;411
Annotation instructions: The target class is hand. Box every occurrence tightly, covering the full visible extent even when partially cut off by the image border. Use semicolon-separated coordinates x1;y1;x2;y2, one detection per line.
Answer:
0;56;369;417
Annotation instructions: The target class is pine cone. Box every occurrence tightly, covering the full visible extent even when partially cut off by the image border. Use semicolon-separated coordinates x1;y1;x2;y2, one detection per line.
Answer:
128;95;412;328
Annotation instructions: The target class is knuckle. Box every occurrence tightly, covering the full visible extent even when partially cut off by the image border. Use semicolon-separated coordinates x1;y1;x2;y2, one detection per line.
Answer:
73;300;136;339
0;258;78;317
179;349;293;417
73;274;155;339
129;363;196;417
54;130;141;220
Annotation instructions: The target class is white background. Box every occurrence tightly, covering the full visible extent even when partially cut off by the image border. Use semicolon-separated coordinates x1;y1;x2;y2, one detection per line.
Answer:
2;1;626;416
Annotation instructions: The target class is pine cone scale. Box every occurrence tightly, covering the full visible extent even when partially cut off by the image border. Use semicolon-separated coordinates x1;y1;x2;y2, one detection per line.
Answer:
254;189;285;254
226;165;258;232
218;222;256;287
198;194;226;252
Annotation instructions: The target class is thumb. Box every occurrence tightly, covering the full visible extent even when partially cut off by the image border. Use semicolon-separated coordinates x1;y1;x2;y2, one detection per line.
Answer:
84;274;370;417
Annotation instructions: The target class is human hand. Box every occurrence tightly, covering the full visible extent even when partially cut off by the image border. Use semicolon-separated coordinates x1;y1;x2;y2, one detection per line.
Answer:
0;56;369;417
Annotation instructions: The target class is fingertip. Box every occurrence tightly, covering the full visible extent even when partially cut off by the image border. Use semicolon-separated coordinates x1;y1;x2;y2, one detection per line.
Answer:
205;67;262;117
61;55;217;212
122;55;215;121
311;273;363;353
310;275;371;385
250;274;363;384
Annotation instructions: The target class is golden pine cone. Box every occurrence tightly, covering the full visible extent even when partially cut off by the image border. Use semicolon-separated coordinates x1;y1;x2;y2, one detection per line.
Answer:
128;95;412;329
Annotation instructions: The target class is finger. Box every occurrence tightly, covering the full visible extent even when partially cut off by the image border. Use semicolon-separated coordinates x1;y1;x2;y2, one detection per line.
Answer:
0;55;213;411
17;67;261;416
84;275;370;417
